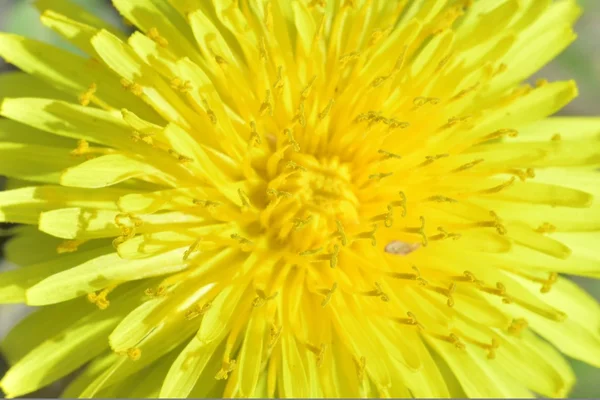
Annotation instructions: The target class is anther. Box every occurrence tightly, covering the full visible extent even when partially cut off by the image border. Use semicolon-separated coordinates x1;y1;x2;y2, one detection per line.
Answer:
286;161;307;172
252;289;279;307
301;76;317;99
249;121;262;146
387;265;427;285
267;188;292;199
450;83;480;101
413;97;441;108
482;128;519;142
452;158;484;172
378;149;402;160
535;78;548;87
335;220;348;246
201;99;217;125
56;239;86;254
231;233;253;247
193;199;222;208
78;83;97;106
215;359;237;380
402;216;428;246
429;226;461;241
87;285;117;310
299;247;323;256
551;133;562;142
259;89;273;116
355;356;366;382
361;282;389;302
237;188;251;209
320;282;338;307
418;154;449;168
147;27;169;47
170;77;193;93
475;177;516;195
424;195;457;203
329;245;340;268
430;332;465;350
428;283;456;307
339;51;361;66
116;347;142;361
120;79;144;96
387;119;410;130
284;129;300;151
71;139;90;156
535;222;556;234
168;149;194;163
318;99;335;119
293;102;306;127
355;224;378;246
269;325;282;347
293;215;313;231
185;302;212;320
368;172;394;181
395;311;424;330
507;318;528;337
389;191;408;217
183;239;202;261
451;271;484;286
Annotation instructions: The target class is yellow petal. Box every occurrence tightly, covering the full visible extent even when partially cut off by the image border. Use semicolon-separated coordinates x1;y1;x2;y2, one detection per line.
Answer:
26;249;188;305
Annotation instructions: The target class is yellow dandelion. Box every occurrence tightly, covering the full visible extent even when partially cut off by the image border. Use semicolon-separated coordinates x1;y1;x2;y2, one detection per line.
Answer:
0;0;599;398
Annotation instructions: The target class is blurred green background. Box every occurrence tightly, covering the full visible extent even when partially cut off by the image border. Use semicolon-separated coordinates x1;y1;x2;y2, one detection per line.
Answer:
0;0;599;398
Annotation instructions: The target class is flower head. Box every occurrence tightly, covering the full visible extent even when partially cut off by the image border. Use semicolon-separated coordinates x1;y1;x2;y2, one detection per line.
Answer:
0;0;599;398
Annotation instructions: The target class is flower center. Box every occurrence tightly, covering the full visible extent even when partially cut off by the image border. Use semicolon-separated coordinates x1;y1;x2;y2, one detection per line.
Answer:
259;153;360;254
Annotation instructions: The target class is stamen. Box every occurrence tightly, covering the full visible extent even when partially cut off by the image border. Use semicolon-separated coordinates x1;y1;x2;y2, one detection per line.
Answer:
339;51;361;67
355;224;378;246
424;195;457;203
168;149;194;164
429;226;461;241
335;220;348;246
269;325;282;347
147;27;169;47
452;158;484;172
185;302;212;320
183;239;202;261
293;215;313;231
116;347;142;361
427;283;456;307
71;139;90;156
368;172;394;181
378;149;402;160
120;79;144;96
481;128;519;142
462;336;500;359
230;233;254;250
193;199;222;209
451;270;484;286
56;239;86;254
319;282;338;307
387;265;428;285
170;77;193;93
361;282;389;302
394;311;425;330
355;356;366;382
299;247;323;256
413;97;441;108
284;129;301;151
417;154;449;168
78;83;97;106
402;216;428;246
237;188;252;209
551;133;562;142
267;188;293;199
389;191;408;217
535;222;556;234
259;89;273;116
215;359;236;380
87;285;118;310
507;318;528;337
319;99;335;119
316;245;340;268
249;121;262;146
301;76;317;99
202;99;218;125
473;177;516;195
429;332;466;350
252;289;279;307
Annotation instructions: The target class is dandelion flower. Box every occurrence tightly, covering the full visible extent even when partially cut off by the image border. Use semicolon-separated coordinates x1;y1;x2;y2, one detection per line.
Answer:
0;0;600;398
